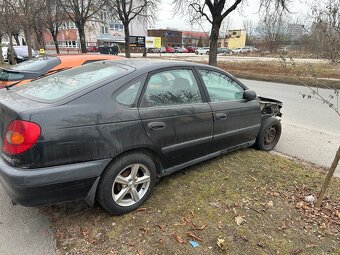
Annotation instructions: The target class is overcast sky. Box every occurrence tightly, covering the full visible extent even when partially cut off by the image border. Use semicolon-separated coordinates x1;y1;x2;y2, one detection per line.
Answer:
153;0;312;32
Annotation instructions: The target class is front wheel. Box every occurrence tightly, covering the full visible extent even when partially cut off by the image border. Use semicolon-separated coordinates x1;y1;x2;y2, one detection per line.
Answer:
255;117;282;151
97;152;157;215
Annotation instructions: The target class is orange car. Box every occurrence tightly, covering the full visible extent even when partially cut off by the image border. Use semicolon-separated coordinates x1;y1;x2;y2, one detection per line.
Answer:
0;54;121;88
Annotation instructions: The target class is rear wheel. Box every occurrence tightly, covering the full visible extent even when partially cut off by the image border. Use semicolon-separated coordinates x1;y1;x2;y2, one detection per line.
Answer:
97;152;156;215
255;117;282;151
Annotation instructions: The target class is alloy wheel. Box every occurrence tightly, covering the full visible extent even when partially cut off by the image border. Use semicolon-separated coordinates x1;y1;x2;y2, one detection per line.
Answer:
112;164;151;207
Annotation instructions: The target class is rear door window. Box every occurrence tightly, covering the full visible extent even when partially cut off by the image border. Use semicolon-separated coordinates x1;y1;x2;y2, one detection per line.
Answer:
15;62;132;102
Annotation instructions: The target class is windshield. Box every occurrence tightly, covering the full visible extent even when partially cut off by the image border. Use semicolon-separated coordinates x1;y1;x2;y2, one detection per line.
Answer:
10;57;61;72
15;62;131;102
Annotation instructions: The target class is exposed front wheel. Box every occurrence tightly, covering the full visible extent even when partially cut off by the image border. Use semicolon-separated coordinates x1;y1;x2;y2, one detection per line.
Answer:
255;117;282;151
97;152;156;215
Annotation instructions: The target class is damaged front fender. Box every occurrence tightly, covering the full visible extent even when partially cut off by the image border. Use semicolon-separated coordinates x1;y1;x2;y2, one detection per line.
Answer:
258;96;283;117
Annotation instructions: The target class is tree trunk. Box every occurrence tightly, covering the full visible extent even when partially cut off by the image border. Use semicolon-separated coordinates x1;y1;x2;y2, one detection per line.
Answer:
52;33;60;54
13;33;20;45
24;29;33;59
0;41;3;64
209;21;221;66
8;33;15;65
315;146;340;208
124;23;131;58
35;29;45;49
77;23;87;53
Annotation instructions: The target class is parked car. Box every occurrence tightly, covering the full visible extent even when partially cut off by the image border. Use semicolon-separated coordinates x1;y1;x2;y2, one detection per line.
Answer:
87;45;98;52
0;59;282;215
151;47;166;53
218;47;231;54
186;46;196;53
0;54;121;88
165;47;175;53
174;47;188;53
1;47;8;62
195;47;210;55
7;46;38;64
232;47;258;54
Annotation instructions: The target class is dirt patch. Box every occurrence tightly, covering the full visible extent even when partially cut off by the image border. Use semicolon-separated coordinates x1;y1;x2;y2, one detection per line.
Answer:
43;149;340;255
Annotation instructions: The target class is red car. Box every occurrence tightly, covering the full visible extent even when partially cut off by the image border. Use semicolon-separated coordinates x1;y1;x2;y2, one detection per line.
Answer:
87;46;98;52
165;47;175;53
186;46;197;53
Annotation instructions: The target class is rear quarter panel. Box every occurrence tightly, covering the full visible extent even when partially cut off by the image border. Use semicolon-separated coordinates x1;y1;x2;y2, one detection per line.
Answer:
17;75;156;168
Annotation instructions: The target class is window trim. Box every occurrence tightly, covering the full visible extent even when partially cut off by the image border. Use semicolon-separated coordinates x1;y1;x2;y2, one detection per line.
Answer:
194;67;247;103
137;66;207;108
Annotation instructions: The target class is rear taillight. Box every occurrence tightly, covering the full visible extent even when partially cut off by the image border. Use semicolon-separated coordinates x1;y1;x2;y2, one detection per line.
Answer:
3;120;41;155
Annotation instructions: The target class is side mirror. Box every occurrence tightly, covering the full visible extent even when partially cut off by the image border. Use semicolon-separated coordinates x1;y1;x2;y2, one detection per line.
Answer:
243;90;257;101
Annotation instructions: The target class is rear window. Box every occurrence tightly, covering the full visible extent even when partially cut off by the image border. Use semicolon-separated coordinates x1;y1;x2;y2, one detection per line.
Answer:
10;57;61;72
15;62;130;102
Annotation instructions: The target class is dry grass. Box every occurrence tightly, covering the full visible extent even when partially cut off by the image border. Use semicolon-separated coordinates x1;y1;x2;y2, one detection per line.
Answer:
43;149;340;255
218;61;340;89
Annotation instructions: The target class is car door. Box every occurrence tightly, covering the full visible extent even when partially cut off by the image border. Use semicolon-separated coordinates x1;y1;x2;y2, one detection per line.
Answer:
196;68;261;152
138;67;213;167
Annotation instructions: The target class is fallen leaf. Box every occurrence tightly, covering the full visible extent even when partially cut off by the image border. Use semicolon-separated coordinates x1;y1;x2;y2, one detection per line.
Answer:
171;233;185;244
187;232;204;242
257;242;265;248
267;201;274;207
155;224;165;232
195;224;207;231
296;201;304;209
136;208;147;212
217;236;226;250
235;216;246;226
291;248;303;254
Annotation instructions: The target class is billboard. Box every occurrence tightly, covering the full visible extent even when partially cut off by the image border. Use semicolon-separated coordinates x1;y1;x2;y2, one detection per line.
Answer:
129;36;145;47
145;36;162;48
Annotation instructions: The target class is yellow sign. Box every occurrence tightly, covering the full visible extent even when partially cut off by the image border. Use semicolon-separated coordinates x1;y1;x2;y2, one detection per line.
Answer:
154;37;161;48
39;48;45;54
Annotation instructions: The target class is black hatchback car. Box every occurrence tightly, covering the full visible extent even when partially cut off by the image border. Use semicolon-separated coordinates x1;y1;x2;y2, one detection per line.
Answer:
0;60;282;215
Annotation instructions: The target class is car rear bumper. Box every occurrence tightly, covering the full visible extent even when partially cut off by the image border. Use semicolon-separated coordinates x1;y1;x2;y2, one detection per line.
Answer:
0;157;111;206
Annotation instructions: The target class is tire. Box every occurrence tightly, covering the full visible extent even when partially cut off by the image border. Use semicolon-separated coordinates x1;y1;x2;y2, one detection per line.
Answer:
255;117;282;151
97;152;157;215
206;51;209;55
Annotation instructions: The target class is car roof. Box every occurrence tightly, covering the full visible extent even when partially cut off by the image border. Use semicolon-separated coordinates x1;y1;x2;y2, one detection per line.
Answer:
50;54;121;69
103;58;213;73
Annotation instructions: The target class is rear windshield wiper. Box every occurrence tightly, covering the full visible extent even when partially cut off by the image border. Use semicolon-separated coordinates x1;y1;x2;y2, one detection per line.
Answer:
5;81;22;90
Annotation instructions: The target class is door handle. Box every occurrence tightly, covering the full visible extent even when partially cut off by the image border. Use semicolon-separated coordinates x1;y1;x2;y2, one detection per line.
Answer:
215;113;227;120
148;122;166;130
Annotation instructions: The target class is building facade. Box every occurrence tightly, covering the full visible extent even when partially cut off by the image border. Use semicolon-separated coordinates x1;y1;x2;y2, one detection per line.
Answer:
226;29;246;49
148;29;182;47
43;9;148;51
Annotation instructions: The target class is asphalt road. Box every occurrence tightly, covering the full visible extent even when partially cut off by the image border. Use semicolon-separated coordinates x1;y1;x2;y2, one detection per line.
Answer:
0;185;56;254
0;78;338;255
241;79;340;177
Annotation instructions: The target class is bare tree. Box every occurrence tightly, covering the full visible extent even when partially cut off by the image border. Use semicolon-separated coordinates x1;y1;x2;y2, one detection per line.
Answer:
3;0;42;58
0;0;17;64
257;9;289;53
310;0;340;62
59;0;106;53
172;0;289;66
108;0;159;58
42;0;66;54
243;19;257;46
